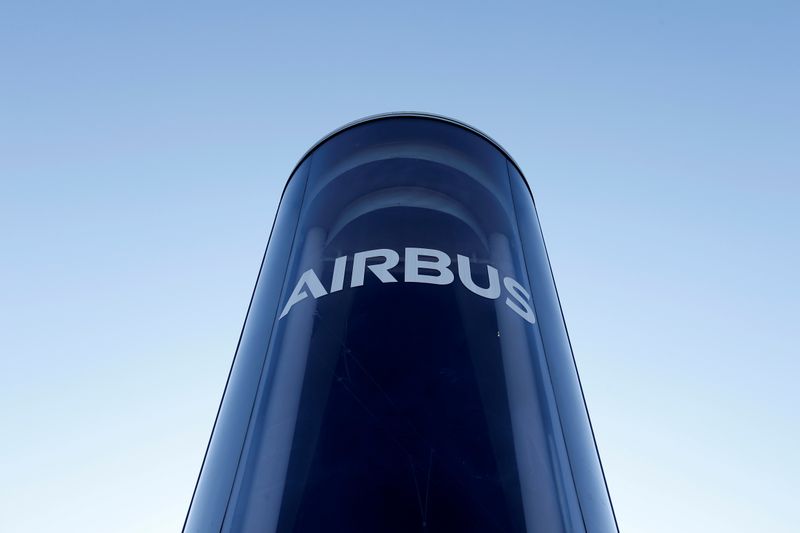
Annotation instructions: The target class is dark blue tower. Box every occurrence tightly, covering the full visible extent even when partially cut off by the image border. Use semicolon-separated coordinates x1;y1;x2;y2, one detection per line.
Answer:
183;114;617;532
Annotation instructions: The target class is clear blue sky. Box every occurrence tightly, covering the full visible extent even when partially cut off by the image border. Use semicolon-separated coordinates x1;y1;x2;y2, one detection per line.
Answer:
1;1;798;531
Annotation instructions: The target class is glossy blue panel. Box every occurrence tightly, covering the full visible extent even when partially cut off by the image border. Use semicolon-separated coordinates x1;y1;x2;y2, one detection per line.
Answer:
184;159;310;533
184;115;616;533
508;162;618;532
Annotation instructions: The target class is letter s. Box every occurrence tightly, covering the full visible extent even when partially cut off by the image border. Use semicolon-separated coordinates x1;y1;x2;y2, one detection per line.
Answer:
503;276;536;324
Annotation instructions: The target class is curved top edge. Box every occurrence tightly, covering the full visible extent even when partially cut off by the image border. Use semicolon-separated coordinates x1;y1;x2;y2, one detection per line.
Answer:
288;112;527;183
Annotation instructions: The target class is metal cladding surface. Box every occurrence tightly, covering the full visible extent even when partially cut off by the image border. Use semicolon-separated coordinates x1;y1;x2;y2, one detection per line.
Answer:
183;114;618;533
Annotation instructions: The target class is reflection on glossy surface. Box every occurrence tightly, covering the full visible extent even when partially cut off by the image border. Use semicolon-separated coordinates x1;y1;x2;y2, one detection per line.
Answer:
184;115;617;533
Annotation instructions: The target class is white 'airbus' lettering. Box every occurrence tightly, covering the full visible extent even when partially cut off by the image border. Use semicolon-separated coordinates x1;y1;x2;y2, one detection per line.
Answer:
279;247;537;324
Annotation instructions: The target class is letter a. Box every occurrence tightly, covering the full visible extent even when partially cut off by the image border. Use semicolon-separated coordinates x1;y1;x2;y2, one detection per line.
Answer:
279;269;328;319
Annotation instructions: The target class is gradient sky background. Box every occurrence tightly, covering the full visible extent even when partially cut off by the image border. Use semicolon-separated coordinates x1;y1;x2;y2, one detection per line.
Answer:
1;1;798;532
